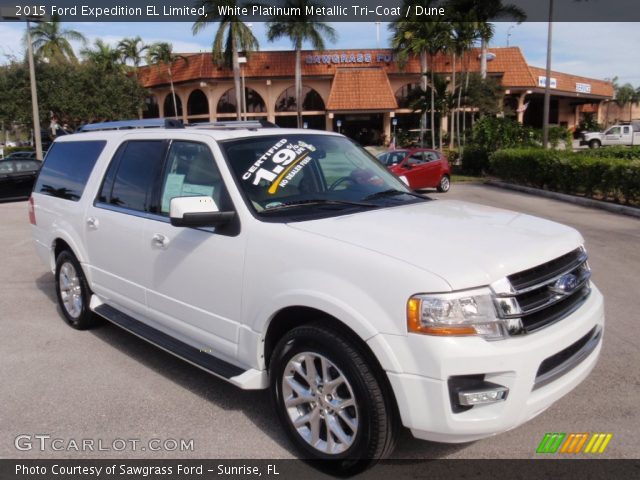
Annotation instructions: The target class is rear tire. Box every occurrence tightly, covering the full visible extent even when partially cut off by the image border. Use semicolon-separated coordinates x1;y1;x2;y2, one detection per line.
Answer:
270;323;398;474
589;139;601;149
437;174;451;192
55;251;99;330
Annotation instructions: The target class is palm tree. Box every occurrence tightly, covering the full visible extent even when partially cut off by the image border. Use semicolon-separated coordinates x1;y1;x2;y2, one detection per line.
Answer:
462;0;526;79
410;74;455;150
81;40;123;72
118;36;148;75
119;36;148;119
471;0;527;78
615;83;639;122
390;0;444;148
146;42;188;118
25;13;86;63
448;18;478;149
193;0;259;121
266;0;337;128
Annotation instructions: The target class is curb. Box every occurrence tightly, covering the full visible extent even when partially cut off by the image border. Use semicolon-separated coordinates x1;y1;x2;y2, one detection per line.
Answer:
484;180;640;220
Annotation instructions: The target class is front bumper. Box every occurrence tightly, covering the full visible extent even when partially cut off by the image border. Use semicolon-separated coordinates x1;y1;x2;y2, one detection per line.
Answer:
378;285;604;443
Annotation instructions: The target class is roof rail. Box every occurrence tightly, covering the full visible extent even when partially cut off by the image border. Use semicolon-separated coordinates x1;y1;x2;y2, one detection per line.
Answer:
187;120;279;129
78;118;184;132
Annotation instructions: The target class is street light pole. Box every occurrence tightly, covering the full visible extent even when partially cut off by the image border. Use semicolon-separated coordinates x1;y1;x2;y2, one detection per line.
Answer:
542;0;554;150
26;20;43;159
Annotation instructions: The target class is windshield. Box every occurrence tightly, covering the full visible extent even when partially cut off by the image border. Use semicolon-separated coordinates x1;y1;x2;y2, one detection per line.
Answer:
377;150;408;166
222;134;424;220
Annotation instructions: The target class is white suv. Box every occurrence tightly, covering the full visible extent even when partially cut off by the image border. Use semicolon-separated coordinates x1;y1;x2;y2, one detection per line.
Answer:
30;120;604;472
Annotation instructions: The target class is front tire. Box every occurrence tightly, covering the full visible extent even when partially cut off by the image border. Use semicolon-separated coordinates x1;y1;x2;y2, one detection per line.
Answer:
55;251;99;330
589;139;601;149
437;174;451;192
270;324;398;474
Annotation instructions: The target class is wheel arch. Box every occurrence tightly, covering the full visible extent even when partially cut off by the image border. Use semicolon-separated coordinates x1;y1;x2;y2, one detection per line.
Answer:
263;305;402;419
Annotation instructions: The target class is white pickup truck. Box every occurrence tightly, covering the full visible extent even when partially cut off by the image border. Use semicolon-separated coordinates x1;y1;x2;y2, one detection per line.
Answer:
581;122;640;148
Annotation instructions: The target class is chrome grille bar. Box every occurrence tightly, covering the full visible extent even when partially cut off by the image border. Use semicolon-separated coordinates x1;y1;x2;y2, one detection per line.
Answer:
491;247;592;335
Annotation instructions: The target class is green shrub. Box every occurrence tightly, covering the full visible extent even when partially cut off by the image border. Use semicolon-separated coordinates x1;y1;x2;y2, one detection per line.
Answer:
582;146;640;160
490;148;640;205
461;146;490;176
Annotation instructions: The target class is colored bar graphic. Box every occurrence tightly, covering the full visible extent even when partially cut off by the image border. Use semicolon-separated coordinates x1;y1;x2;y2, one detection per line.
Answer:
537;433;613;454
536;433;565;453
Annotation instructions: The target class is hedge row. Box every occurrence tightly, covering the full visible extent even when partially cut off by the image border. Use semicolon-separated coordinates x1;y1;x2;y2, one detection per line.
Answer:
490;148;640;205
581;146;640;160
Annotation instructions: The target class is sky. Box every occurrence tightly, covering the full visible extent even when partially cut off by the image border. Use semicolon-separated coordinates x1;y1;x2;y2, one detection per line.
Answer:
0;21;639;86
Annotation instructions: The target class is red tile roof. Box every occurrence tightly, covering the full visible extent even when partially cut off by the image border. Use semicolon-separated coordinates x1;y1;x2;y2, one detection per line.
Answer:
326;68;397;110
528;66;613;97
138;47;613;99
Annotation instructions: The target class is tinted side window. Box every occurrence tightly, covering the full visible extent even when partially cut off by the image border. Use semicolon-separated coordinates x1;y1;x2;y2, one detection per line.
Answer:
15;160;41;171
100;141;166;212
34;141;105;201
0;161;14;173
159;141;227;214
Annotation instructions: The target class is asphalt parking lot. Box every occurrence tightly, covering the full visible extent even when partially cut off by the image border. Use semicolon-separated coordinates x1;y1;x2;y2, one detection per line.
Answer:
1;183;639;460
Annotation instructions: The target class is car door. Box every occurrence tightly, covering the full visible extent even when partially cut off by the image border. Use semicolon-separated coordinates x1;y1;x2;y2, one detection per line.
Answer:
603;126;622;146
12;160;41;197
0;161;16;199
400;151;428;188
421;151;444;187
141;139;245;360
621;126;632;145
85;139;168;317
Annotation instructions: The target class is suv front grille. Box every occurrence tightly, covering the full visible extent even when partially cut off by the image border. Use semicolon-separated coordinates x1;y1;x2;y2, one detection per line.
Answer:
492;248;592;335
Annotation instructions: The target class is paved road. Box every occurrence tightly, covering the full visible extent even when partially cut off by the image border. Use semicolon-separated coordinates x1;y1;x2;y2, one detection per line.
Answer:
1;184;638;460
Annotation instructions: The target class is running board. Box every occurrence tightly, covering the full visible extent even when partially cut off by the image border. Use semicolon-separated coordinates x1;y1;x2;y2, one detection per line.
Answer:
93;303;245;380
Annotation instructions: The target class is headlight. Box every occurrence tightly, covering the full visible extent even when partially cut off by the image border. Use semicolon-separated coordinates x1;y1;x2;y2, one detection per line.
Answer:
407;289;506;340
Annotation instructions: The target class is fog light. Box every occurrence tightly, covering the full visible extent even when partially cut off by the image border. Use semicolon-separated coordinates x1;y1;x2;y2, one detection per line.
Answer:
458;386;509;406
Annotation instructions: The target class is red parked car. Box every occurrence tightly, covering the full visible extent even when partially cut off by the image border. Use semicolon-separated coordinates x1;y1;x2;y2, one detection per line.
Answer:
377;148;451;192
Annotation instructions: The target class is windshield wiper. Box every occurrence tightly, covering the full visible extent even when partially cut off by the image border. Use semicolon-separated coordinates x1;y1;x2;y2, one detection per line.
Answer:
363;189;429;201
261;198;377;213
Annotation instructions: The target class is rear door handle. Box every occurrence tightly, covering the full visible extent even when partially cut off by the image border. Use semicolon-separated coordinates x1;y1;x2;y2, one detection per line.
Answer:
152;233;170;249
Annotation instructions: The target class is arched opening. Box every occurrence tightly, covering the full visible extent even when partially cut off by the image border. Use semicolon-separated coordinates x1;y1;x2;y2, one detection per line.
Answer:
187;89;209;117
142;95;159;119
275;86;325;112
216;87;266;115
395;83;421;109
163;92;183;118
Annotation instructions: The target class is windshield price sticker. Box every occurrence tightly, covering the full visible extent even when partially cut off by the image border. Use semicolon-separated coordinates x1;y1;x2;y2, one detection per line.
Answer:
242;139;316;194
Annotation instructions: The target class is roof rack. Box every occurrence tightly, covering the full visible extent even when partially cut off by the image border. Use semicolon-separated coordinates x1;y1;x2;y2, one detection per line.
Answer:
78;118;184;132
187;120;279;129
77;118;279;133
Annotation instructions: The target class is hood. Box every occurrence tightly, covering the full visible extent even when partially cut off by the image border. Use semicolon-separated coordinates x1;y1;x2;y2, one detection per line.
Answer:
287;200;583;290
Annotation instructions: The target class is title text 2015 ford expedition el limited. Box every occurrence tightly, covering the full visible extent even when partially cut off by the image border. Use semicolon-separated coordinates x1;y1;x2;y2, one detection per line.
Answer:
30;120;604;473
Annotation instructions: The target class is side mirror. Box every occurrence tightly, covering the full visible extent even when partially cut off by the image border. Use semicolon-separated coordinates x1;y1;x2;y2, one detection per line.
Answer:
404;163;413;169
169;196;235;228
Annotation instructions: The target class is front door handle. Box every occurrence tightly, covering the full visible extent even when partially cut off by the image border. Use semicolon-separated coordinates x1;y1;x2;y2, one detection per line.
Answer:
86;217;99;229
152;233;170;249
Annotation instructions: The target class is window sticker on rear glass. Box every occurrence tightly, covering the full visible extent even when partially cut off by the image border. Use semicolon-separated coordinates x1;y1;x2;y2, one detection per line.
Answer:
241;138;316;194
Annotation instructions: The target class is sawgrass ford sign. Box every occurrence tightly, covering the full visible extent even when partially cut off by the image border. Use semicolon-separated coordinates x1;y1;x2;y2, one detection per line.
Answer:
305;52;395;64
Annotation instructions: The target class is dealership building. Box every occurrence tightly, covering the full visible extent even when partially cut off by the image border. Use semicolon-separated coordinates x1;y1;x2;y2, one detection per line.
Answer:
139;47;613;144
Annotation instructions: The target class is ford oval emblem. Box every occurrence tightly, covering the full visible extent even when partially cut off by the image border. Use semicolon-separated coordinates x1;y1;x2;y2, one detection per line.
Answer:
549;273;579;295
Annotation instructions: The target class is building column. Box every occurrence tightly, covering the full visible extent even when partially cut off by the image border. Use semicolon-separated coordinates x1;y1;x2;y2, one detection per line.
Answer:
325;113;333;131
517;92;527;124
158;93;165;118
206;88;217;122
178;91;189;123
383;112;391;145
266;80;275;124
